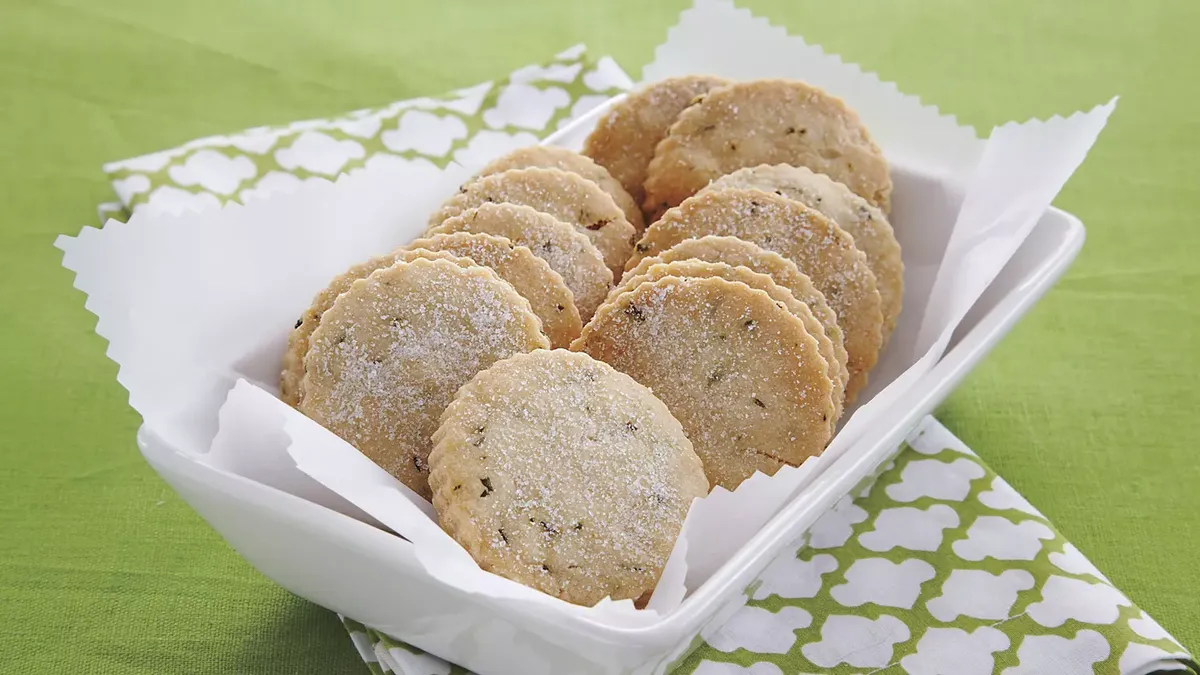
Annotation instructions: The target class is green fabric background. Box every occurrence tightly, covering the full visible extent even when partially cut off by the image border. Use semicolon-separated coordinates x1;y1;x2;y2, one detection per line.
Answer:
1;0;1196;672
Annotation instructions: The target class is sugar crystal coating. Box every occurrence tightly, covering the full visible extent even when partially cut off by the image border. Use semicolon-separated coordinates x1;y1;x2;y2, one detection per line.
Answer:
300;258;549;499
622;235;849;399
430;349;707;606
573;276;835;490
430;202;612;322
629;188;882;403
477;146;644;234
582;75;729;211
404;232;581;348
612;259;844;431
642;79;892;219
280;248;464;406
428;167;635;276
708;164;903;340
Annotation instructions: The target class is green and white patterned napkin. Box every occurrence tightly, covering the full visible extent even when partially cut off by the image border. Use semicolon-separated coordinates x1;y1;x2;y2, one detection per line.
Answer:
100;49;1195;675
338;417;1195;675
98;44;629;220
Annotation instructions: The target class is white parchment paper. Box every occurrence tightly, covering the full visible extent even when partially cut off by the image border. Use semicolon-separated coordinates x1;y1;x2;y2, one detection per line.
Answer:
56;0;1114;629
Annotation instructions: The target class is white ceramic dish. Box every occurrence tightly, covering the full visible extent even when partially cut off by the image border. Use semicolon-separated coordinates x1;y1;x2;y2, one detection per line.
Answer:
136;104;1085;675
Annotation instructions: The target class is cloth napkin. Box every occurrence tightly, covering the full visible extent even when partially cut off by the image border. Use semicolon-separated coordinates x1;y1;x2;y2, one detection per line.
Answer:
100;49;1196;675
98;44;629;220
338;416;1198;675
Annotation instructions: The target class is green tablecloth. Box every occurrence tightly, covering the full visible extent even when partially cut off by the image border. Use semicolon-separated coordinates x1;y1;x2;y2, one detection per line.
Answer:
2;0;1196;672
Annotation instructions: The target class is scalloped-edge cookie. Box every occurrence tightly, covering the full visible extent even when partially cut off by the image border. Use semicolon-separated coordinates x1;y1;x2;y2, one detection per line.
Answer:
610;259;844;430
643;79;892;218
630;188;882;403
405;232;581;349
429;203;612;322
477;146;644;234
708;164;903;340
573;276;834;490
619;235;848;405
582;75;729;214
429;167;635;277
430;349;706;606
299;258;549;499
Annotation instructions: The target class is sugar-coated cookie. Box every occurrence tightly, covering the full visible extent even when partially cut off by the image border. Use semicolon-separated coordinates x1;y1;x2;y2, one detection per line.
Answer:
643;79;891;218
430;349;706;606
573;276;834;490
300;258;549;499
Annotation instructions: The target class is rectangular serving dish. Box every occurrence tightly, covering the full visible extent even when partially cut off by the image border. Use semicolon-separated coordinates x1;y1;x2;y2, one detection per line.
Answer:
136;101;1085;675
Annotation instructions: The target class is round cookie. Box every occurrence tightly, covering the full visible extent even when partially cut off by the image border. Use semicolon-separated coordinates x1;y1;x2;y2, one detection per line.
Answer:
629;188;882;403
280;248;464;407
428;167;636;277
404;232;582;349
621;236;849;398
572;276;835;490
430;349;707;607
300;258;550;500
708;165;903;340
429;203;612;322
476;146;644;234
582;75;729;212
610;260;844;429
642;79;892;219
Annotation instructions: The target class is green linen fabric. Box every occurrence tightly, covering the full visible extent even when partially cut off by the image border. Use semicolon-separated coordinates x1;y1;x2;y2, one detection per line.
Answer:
2;0;1198;673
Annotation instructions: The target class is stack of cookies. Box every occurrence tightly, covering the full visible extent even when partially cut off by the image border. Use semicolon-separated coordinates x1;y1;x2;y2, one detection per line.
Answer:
577;76;903;490
280;76;902;606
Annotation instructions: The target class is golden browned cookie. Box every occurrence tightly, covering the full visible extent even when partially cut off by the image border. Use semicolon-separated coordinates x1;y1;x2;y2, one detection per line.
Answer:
429;203;612;322
642;79;892;219
572;276;835;490
620;235;849;400
476;146;644;234
403;232;581;349
582;75;729;214
610;260;844;430
708;164;903;340
430;349;707;607
280;248;464;407
299;258;549;499
629;188;882;403
428;167;635;276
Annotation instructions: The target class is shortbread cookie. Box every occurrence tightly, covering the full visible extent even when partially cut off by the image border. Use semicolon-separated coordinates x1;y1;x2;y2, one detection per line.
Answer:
621;236;849;398
430;349;707;607
572;276;835;490
610;260;844;429
642;79;892;219
281;248;463;407
630;189;882;403
582;75;729;212
429;203;612;322
405;232;581;349
300;258;550;499
709;164;903;339
428;168;635;276
476;146;644;234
